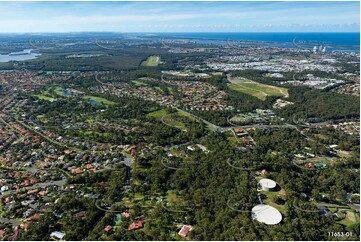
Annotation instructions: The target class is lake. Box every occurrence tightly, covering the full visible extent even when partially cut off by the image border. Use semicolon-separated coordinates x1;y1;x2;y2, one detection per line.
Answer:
0;49;41;62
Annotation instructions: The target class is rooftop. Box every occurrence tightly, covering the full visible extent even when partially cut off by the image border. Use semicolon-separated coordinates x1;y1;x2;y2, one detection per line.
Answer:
252;205;282;225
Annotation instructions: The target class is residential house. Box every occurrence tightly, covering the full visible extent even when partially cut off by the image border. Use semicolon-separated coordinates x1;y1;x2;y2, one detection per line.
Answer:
50;231;66;241
104;225;113;233
128;221;143;230
7;229;21;241
178;225;193;237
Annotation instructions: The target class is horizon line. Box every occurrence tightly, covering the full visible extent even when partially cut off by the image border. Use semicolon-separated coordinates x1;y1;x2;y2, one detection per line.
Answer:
0;31;360;34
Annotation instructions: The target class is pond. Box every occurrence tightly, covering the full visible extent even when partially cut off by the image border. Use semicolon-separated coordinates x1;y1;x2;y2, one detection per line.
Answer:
87;99;100;105
58;90;76;96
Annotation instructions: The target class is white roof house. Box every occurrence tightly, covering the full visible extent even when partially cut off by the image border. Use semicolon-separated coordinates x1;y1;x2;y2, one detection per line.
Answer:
50;231;65;240
0;185;9;192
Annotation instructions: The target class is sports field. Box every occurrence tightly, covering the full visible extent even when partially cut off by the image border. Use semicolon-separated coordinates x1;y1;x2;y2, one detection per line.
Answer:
228;77;288;101
141;55;160;67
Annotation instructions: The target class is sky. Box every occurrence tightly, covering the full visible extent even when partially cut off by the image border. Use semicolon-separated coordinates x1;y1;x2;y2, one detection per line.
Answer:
0;1;359;33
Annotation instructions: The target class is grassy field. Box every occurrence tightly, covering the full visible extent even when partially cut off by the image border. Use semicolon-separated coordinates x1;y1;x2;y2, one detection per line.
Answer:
154;86;163;93
146;109;167;119
260;187;288;214
141;55;160;67
169;147;182;157
32;94;54;101
338;210;359;227
167;87;174;94
166;190;180;203
131;80;148;86
163;115;186;131
146;109;197;131
228;77;288;101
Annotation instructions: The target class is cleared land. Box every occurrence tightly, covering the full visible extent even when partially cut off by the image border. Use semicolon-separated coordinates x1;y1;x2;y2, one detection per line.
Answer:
228;77;288;101
141;55;160;67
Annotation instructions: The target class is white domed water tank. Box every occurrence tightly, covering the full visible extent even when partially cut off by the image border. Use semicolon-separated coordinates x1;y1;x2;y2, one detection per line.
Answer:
251;204;282;225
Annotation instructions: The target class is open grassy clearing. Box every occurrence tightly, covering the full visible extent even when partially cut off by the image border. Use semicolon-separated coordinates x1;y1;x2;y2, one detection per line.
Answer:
166;190;180;203
146;109;167;119
315;201;349;209
306;156;335;164
163;116;186;130
141;55;160;67
154;86;163;92
314;134;328;140
179;113;195;122
131;80;148;86
32;94;54;101
335;149;352;158
259;186;287;214
338;210;359;227
228;77;288;101
167;87;174;94
146;109;198;131
263;197;287;214
169;148;182;157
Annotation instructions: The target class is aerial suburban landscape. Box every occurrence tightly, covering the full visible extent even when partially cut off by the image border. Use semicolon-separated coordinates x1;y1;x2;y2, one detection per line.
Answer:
0;1;360;241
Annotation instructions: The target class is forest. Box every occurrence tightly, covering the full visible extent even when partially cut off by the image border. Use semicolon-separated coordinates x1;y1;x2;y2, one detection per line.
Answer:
18;127;359;241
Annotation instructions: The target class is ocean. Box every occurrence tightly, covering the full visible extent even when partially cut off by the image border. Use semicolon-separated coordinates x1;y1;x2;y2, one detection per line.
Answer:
153;32;360;47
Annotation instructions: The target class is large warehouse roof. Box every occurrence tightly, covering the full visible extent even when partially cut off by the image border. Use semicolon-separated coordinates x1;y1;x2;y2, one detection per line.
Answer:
251;204;282;225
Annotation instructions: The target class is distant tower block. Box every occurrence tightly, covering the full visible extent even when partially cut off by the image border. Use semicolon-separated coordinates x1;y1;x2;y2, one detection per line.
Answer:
313;46;317;53
322;47;326;53
258;178;277;191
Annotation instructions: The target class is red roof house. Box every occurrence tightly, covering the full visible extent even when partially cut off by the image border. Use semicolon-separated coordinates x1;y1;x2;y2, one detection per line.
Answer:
63;150;71;155
131;149;137;156
29;213;40;221
128;221;143;230
178;225;193;237
0;229;6;238
104;225;113;232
